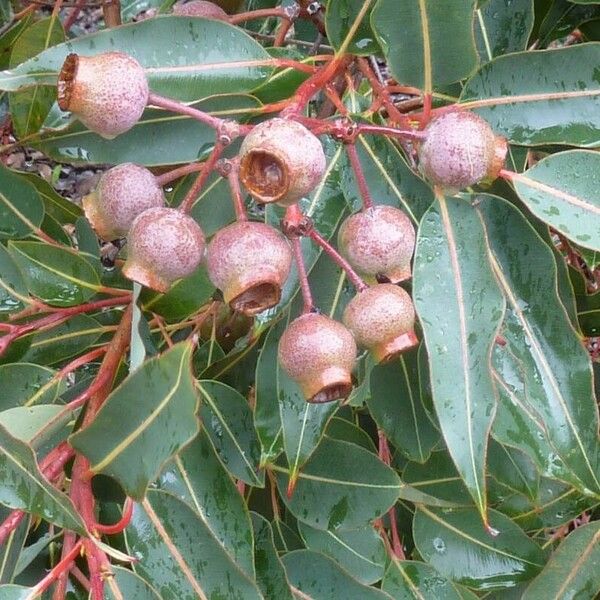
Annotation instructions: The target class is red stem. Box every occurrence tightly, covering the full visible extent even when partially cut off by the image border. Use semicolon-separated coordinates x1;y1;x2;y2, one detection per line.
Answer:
93;498;133;535
58;347;107;377
288;216;314;314
227;164;248;221
155;162;206;186
345;143;374;210
29;539;84;597
179;142;225;213
274;18;294;46
63;0;86;30
308;227;367;292
147;93;224;130
228;7;292;25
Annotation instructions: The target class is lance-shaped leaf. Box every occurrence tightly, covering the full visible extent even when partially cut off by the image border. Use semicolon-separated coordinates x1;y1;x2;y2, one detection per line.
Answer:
251;513;294;600
509;150;600;251
0;165;44;240
371;0;478;91
157;429;255;577
0;244;29;315
198;380;263;487
325;0;380;56
8;242;100;307
413;506;546;590
105;567;161;600
0;363;62;409
282;550;392;600
0;424;85;534
126;490;263;599
522;521;600;600
413;196;505;520
382;560;478;600
460;45;600;146
0;16;273;100
476;195;600;497
276;437;401;531
70;343;200;500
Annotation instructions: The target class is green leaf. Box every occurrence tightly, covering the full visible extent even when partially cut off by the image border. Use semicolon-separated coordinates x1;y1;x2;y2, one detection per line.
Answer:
8;241;100;307
510;150;600;251
282;549;393;599
413;506;546;590
276;437;401;531
35;94;261;167
298;521;386;585
0;16;274;100
325;0;380;55
198;379;263;486
0;165;44;240
476;195;600;496
0;363;61;409
413;196;505;520
371;0;478;91
523;521;600;599
487;439;539;502
0;424;85;534
474;0;534;62
8;17;64;137
70;342;199;500
105;567;162;600
157;429;255;578
460;45;600;146
367;350;439;463
0;243;29;314
126;490;263;599
0;507;29;585
0;405;69;444
382;560;478;600
251;513;294;600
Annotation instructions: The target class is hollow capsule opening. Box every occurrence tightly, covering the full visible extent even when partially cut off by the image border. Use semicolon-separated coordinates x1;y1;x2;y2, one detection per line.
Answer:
230;282;281;316
240;150;289;203
309;382;353;404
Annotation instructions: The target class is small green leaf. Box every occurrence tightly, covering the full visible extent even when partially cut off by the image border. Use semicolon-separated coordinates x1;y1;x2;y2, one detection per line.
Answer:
8;241;100;307
413;506;546;590
0;244;29;314
105;567;162;600
325;0;380;55
0;165;44;240
70;343;199;499
0;363;61;409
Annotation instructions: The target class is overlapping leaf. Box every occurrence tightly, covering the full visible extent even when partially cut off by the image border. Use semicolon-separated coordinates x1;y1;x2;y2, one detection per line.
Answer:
0;166;44;241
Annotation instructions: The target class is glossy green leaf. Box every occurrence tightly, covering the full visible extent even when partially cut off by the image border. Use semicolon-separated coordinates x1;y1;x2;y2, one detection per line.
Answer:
198;379;263;486
276;437;401;531
0;505;29;585
282;549;392;599
35;94;261;167
0;16;274;101
413;196;505;519
0;165;44;240
105;567;162;600
298;521;386;584
325;0;380;55
8;241;100;307
70;343;199;500
382;560;478;600
474;0;534;61
126;490;263;599
487;439;539;502
460;45;600;146
510;150;600;251
476;195;600;497
325;417;377;452
0;243;29;314
368;350;439;463
0;584;30;599
251;513;294;600
413;506;546;590
0;363;61;409
157;429;255;577
537;0;597;45
8;17;64;137
0;424;85;534
0;405;69;444
523;521;600;600
371;0;478;91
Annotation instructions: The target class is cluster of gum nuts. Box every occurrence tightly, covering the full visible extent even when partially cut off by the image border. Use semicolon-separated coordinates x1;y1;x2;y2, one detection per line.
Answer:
56;48;507;404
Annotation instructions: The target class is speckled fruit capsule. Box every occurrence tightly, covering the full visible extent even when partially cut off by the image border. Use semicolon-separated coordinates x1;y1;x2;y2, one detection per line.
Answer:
278;313;357;403
83;163;165;240
57;52;149;139
207;221;292;316
418;111;507;190
172;0;229;18
343;284;417;363
338;205;415;284
122;207;205;293
239;118;326;206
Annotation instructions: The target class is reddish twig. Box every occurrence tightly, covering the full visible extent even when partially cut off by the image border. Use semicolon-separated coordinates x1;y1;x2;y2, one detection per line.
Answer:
29;539;84;598
179;142;225;213
154;161;206;187
63;0;87;30
345;143;374;210
93;497;134;535
220;159;248;221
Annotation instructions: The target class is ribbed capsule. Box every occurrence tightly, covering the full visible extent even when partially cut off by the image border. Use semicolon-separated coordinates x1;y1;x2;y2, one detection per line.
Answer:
239;118;326;206
83;163;165;240
418;111;507;190
57;52;148;139
122;208;205;293
278;313;357;404
343;284;417;363
338;205;415;284
207;221;292;316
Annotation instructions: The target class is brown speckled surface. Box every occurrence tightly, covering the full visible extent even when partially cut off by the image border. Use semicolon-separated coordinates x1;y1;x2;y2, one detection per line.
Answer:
58;52;149;139
338;205;415;284
83;163;165;240
123;207;205;292
172;0;229;18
